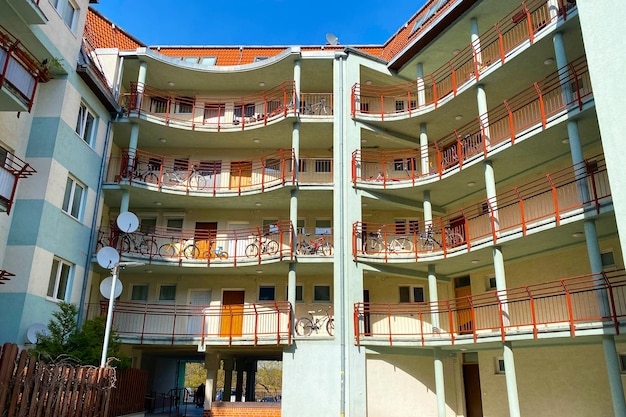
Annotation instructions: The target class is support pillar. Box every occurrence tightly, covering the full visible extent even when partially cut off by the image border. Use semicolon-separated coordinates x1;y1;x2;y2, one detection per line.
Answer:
503;342;521;417
417;63;426;107
420;123;429;175
244;360;257;402
222;358;233;402
235;362;244;402
433;347;446;417
204;352;219;408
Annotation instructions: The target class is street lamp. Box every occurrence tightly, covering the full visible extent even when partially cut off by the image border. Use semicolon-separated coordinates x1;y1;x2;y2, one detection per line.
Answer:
96;212;144;368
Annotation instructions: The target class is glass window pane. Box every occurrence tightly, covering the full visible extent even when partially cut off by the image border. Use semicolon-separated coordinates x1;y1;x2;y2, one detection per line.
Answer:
296;285;303;302
131;285;148;301
62;178;73;212
47;259;59;297
159;285;176;301
71;183;83;218
259;286;275;301
413;287;425;303
313;285;330;302
57;263;70;300
399;286;410;303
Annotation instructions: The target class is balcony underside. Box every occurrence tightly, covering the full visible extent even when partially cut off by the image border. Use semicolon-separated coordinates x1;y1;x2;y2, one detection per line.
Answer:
0;84;29;112
4;0;47;24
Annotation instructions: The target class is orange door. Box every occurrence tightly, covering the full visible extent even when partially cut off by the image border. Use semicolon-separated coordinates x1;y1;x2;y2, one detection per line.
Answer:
195;222;217;260
455;281;473;334
220;291;245;337
229;161;252;189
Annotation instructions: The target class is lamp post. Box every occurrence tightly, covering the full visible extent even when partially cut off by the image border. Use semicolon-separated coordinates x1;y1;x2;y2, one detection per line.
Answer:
96;211;143;368
100;260;143;368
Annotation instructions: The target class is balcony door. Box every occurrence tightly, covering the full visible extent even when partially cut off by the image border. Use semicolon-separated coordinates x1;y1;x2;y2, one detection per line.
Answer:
230;161;252;189
455;277;473;334
220;290;245;337
195;222;217;260
187;290;211;336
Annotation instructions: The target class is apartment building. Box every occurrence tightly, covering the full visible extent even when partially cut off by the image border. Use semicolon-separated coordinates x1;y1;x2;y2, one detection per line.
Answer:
3;0;626;416
0;0;119;351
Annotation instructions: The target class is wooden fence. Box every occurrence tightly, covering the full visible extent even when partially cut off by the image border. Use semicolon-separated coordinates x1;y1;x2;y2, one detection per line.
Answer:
108;368;148;416
0;343;115;417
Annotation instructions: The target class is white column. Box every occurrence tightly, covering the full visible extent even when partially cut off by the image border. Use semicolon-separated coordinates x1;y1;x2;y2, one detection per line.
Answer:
420;123;429;175
417;63;426;107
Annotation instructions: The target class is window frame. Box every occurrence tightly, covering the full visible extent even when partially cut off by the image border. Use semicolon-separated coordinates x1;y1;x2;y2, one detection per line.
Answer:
75;101;96;144
131;284;149;301
495;357;506;374
62;176;85;220
258;285;276;301
158;284;177;301
399;285;425;303
313;285;331;302
47;257;72;302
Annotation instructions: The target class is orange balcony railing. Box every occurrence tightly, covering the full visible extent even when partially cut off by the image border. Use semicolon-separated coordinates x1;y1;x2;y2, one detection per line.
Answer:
354;0;575;118
95;221;303;266
354;269;625;346
125;81;297;131
88;300;292;346
353;56;591;184
0;24;48;111
353;155;610;260
0;149;36;214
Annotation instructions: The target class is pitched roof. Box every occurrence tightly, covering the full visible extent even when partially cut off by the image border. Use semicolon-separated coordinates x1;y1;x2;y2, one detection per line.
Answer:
85;8;144;51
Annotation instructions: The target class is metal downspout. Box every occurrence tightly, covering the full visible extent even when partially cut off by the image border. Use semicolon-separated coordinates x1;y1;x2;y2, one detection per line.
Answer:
78;119;114;324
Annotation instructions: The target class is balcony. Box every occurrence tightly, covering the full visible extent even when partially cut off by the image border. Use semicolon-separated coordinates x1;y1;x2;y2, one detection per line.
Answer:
96;221;335;267
354;269;625;347
354;156;611;261
106;149;333;195
353;56;592;186
354;0;574;119
5;0;46;24
88;300;292;347
0;149;36;214
0;24;48;112
123;81;334;131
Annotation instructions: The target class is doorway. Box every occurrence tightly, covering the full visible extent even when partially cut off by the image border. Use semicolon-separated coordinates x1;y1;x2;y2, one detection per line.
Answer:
220;290;245;337
230;161;253;190
363;290;371;336
195;222;217;260
455;276;473;334
462;354;484;417
188;290;211;335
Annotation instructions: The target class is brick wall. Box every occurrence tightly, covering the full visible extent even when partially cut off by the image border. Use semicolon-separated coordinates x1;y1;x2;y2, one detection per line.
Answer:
204;402;281;417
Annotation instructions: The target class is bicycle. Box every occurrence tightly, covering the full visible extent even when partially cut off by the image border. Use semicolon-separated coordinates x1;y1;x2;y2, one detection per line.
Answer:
161;164;206;190
366;228;413;253
296;234;333;256
245;233;279;257
158;236;200;259
302;98;330;115
295;307;334;336
417;225;464;252
207;244;229;260
121;232;155;255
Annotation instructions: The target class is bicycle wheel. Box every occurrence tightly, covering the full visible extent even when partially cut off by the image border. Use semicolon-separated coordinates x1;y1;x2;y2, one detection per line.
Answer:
218;251;229;260
369;239;384;253
183;244;200;259
318;242;333;256
140;238;155;255
266;239;279;254
245;244;259;258
189;173;206;190
121;236;132;253
446;232;464;247
326;318;334;336
143;171;159;184
159;243;177;258
418;237;434;252
295;318;313;336
390;237;413;253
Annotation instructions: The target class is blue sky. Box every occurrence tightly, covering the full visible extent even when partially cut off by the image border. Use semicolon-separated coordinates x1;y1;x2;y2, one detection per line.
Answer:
93;1;428;46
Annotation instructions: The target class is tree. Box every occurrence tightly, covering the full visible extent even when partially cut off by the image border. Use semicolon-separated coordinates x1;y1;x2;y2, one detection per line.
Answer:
33;302;130;368
256;361;282;399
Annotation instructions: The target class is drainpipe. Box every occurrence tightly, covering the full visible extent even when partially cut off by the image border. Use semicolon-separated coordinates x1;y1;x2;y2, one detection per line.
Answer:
334;50;347;417
78;119;115;325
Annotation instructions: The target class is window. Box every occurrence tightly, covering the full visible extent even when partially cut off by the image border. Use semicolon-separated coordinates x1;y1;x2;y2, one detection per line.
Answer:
176;97;194;114
234;103;255;118
395;100;405;112
200;57;217;65
62;176;84;219
62;0;78;30
47;258;72;301
285;285;303;302
495;357;505;374
265;158;281;172
315;159;332;173
182;57;199;64
601;250;616;270
360;102;370;112
399;286;425;303
75;102;95;144
315;219;332;236
159;285;176;301
288;159;307;173
394;158;416;171
139;218;157;234
173;158;189;171
198;160;222;177
166;218;184;231
296;219;305;235
619;354;626;374
487;276;497;290
204;103;225;121
131;284;149;301
259;286;276;301
314;285;331;302
254;56;269;62
151;97;168;113
395;219;419;235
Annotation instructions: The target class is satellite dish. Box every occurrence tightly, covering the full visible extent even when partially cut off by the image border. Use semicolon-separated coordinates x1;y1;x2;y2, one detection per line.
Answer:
97;246;120;269
325;33;339;45
26;323;49;344
100;276;123;299
117;212;139;233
